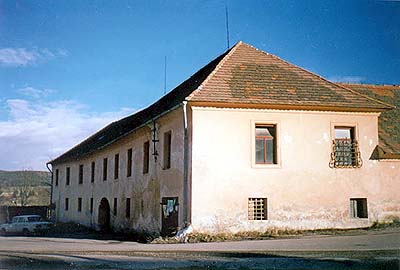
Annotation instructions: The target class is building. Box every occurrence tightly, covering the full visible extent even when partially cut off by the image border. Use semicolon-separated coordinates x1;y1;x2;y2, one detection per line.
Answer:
48;42;400;234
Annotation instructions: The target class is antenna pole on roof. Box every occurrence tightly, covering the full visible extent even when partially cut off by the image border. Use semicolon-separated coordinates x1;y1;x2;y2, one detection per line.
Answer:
225;5;230;49
164;55;167;95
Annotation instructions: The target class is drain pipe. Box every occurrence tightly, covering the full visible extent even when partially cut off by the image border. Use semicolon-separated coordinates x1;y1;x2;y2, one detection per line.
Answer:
182;101;190;224
46;162;53;220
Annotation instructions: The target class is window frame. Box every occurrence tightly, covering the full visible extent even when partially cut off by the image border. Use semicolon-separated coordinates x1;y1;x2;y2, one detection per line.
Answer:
251;120;281;168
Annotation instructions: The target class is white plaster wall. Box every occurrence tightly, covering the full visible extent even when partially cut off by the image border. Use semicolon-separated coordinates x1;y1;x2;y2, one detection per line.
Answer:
190;106;400;232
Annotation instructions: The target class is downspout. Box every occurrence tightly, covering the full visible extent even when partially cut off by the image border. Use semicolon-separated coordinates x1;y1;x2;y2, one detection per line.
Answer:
182;101;190;224
46;162;53;220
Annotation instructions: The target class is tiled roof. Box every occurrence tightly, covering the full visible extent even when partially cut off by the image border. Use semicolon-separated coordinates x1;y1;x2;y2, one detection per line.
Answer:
188;42;392;111
49;41;393;164
340;83;400;159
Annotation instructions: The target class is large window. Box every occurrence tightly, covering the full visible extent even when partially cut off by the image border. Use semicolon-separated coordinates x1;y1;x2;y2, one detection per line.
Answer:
248;198;267;220
330;126;362;168
163;131;172;170
255;125;277;164
127;148;133;177
143;141;150;174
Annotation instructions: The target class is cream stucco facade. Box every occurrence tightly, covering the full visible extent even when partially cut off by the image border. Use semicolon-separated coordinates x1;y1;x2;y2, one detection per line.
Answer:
51;104;400;234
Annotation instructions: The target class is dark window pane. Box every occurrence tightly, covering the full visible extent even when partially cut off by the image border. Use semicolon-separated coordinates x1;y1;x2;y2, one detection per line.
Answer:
266;139;274;163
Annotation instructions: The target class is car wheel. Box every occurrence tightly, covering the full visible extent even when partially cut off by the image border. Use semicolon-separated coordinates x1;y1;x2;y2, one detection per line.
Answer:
22;228;29;235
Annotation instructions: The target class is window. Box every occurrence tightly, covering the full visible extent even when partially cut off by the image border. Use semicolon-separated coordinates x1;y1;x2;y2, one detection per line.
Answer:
113;198;118;215
65;198;69;211
330;126;362;168
126;198;131;218
91;162;95;183
163;131;172;169
248;198;267;220
79;164;83;184
350;198;368;218
55;169;59;186
78;198;82;212
143;141;150;174
255;125;277;164
114;153;119;179
66;167;70;185
90;198;93;214
103;158;108;181
127;148;133;177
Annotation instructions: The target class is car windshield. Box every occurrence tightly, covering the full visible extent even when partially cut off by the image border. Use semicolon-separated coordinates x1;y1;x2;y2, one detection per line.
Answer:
27;216;42;222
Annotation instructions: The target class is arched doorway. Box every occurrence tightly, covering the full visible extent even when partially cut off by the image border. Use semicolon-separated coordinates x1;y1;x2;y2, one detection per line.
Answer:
98;198;111;232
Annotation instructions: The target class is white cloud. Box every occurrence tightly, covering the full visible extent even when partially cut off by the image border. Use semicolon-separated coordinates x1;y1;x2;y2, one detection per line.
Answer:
17;86;55;99
328;75;366;84
0;99;134;170
0;48;68;67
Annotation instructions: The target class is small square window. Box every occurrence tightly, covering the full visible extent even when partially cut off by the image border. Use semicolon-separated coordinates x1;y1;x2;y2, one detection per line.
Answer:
350;198;368;218
248;198;267;220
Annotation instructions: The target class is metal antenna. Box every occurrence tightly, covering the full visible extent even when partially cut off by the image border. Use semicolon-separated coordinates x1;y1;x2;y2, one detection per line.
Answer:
225;5;230;49
164;56;167;95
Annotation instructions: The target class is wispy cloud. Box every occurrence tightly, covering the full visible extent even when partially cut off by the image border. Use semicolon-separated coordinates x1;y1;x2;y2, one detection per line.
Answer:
0;99;134;170
328;75;366;84
0;48;68;67
17;86;55;99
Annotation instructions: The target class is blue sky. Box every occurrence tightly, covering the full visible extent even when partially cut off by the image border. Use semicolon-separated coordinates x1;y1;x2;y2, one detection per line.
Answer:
0;0;399;170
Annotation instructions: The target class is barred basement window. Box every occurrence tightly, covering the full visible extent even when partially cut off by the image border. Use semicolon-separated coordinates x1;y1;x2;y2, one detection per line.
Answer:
350;198;368;218
248;198;268;220
330;127;362;168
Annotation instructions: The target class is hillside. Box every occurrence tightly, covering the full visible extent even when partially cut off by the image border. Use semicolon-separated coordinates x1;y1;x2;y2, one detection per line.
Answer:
0;170;51;206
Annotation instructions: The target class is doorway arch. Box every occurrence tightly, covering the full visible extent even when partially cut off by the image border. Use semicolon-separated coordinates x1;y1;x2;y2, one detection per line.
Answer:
98;198;111;232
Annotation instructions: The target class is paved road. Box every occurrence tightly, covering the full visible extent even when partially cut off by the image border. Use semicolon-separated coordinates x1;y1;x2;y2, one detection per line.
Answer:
0;230;398;270
0;230;398;253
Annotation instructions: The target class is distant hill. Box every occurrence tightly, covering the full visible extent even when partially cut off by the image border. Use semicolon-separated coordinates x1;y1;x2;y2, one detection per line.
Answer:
0;170;51;206
0;170;51;187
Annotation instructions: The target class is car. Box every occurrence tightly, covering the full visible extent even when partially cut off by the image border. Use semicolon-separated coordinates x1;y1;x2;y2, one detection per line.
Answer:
0;215;53;235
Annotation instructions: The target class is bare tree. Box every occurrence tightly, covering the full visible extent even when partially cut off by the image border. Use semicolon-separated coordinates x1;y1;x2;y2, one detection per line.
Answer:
10;170;36;206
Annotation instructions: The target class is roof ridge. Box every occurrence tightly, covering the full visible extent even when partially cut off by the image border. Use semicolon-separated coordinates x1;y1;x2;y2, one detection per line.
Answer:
238;43;394;110
186;41;243;101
